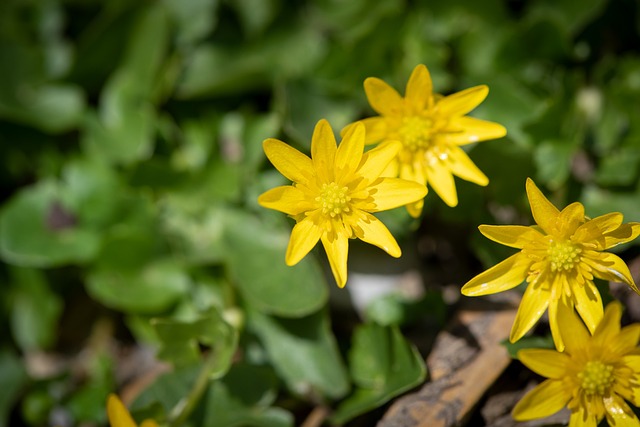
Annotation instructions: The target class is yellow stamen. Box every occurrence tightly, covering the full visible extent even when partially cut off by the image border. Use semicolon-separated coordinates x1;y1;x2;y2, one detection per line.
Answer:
316;182;351;218
398;116;433;152
578;361;615;396
547;240;582;272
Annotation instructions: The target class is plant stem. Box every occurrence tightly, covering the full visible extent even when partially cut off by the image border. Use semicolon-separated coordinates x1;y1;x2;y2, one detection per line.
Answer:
168;350;218;427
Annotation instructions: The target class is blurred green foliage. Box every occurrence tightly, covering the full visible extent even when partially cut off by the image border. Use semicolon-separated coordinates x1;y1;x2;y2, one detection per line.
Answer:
0;0;639;425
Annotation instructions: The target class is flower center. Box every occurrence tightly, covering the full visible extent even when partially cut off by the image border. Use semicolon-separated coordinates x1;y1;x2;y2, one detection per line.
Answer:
578;361;615;396
547;240;582;272
316;182;351;218
399;116;434;152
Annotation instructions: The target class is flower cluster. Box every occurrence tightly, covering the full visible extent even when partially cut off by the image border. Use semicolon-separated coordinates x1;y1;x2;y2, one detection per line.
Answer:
462;178;640;351
257;63;640;427
343;64;506;215
259;64;506;287
258;119;427;287
512;302;640;427
461;178;640;426
223;63;640;427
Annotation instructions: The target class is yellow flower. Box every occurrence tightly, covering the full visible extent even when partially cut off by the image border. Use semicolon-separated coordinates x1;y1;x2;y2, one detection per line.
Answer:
344;64;506;216
107;394;158;427
258;119;427;288
512;301;640;427
461;178;640;351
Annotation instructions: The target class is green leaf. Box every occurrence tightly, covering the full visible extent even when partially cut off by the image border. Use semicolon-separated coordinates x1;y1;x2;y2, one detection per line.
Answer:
0;181;100;267
313;0;403;44
595;149;640;187
247;308;350;400
0;83;85;133
581;186;640;223
594;96;627;152
131;364;199;422
82;4;169;164
177;25;327;99
9;267;63;351
60;157;123;228
228;0;280;38
331;324;426;424
160;201;230;265
199;364;293;427
502;335;555;359
218;111;281;176
472;74;543;146
152;308;238;377
132;363;292;427
278;79;358;147
471;140;535;207
66;352;114;424
163;0;220;46
496;18;570;68
0;349;28;427
86;259;189;314
364;291;446;328
243;113;281;171
0;21;85;133
92;220;162;271
223;211;327;317
534;140;575;190
528;0;608;36
171;116;218;172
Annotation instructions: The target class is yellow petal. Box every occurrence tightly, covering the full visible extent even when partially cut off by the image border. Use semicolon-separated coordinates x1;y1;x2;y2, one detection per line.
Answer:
569;408;599;427
357;117;389;144
107;394;137;427
321;233;349;288
592;301;622;346
311;119;337;183
548;297;564;351
258;186;312;215
510;282;550;343
404;64;432;111
285;218;323;266
525;178;560;235
511;379;569;421
604;395;640;427
556;298;591;355
479;225;544;249
612;325;640;356
356;212;401;257
572;212;623;246
426;162;458;207
461;253;529;296
573;280;604;335
140;421;158;427
263;138;312;184
628;374;640;408
406;199;424;218
517;349;570;379
368;177;427;212
591;252;638;292
381;157;399;178
557;202;585;239
603;222;640;249
364;77;404;117
622;354;640;375
357;141;402;181
436;85;488;117
444;116;507;145
336;121;364;173
446;146;489;186
398;159;418;183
